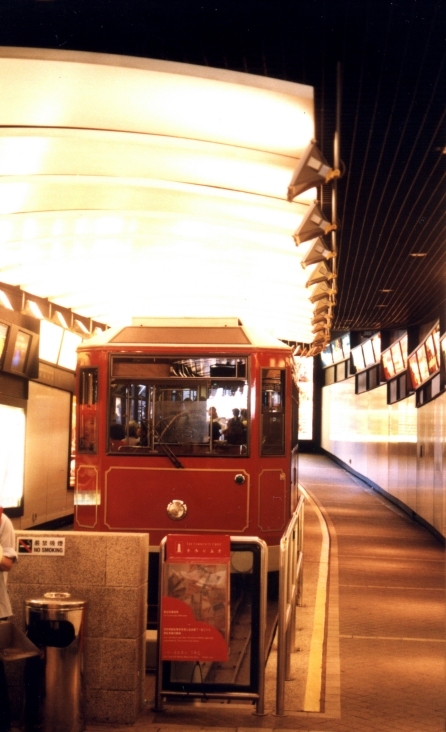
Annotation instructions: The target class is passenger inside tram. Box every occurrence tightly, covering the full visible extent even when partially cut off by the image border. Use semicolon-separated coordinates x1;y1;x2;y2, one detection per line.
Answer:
106;356;249;455
222;408;246;445
109;422;126;451
208;406;222;442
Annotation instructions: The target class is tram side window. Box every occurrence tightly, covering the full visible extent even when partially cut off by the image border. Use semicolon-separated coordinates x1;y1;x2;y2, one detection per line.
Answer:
261;368;285;455
78;368;98;453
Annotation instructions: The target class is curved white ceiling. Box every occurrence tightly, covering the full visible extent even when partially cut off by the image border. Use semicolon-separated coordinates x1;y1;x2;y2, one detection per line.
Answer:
0;47;317;342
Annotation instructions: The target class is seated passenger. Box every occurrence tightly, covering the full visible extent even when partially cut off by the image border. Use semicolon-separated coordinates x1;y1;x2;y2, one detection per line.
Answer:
109;422;126;451
223;408;246;445
126;420;140;446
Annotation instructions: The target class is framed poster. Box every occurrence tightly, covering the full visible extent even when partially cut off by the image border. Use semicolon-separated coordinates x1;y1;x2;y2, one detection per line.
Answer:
381;348;395;380
351;344;365;372
161;534;231;662
391;342;404;374
408;353;422;389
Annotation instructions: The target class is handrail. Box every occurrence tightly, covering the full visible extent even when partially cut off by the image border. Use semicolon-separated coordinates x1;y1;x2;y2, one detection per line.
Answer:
275;494;305;716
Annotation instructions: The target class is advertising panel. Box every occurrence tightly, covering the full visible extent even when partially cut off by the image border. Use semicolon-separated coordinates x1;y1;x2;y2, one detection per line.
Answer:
408;353;422;389
351;344;365;372
382;348;396;380
161;534;231;662
0;403;26;509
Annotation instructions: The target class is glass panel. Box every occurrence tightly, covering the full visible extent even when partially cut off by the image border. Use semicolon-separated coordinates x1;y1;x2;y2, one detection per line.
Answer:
11;331;31;373
108;356;248;456
417;344;429;382
441;335;446;369
58;330;83;371
425;335;438;374
371;333;381;362
400;334;408;366
408;353;421;388
39;320;63;364
389;379;398;403
80;368;98;405
391;342;404;374
155;389;207;444
261;368;285;455
341;333;351;358
382;348;396;380
362;339;375;367
296;357;313;440
320;344;333;367
0;403;25;508
331;338;344;363
351;345;365;371
356;371;367;393
78;368;98;453
432;324;440;363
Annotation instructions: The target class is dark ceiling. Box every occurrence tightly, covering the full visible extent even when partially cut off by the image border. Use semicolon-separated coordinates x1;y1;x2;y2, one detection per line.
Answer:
1;0;445;337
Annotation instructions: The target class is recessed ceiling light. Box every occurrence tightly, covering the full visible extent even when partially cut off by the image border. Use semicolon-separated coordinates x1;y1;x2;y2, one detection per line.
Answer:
409;252;427;257
379;289;393;292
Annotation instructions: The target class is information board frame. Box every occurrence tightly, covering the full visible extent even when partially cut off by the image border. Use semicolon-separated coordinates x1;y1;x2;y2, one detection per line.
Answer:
155;535;268;714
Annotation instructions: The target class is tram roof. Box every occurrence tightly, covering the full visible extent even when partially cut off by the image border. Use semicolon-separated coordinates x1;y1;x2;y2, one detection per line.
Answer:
79;318;292;351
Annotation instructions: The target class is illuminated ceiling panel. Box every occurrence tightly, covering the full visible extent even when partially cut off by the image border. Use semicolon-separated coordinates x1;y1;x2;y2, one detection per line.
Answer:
0;47;319;342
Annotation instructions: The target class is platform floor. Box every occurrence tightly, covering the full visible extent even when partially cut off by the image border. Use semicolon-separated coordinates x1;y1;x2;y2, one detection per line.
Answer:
87;453;445;732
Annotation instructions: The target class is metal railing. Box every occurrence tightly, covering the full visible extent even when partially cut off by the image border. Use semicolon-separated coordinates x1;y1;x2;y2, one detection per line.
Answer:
275;493;305;716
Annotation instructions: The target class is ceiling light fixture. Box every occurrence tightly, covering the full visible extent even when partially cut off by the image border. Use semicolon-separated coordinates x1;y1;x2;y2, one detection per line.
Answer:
308;280;337;303
292;202;336;246
0;290;14;310
296;237;336;268
305;260;335;288
51;310;69;329
72;319;91;336
287;140;341;201
22;300;44;319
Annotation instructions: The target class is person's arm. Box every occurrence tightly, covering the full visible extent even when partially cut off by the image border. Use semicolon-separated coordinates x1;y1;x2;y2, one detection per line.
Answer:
0;522;17;571
0;554;13;572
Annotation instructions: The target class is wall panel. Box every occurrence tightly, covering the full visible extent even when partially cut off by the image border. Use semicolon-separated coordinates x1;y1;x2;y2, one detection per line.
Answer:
21;381;73;527
321;377;445;539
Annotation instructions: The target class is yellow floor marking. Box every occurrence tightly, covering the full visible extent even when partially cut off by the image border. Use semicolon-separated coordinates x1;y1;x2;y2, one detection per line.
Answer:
299;484;330;713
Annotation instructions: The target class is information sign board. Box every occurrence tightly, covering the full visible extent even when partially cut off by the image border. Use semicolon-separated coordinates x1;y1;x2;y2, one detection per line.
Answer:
160;534;230;662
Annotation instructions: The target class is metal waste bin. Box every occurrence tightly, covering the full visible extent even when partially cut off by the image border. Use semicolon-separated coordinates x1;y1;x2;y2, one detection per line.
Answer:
24;592;87;732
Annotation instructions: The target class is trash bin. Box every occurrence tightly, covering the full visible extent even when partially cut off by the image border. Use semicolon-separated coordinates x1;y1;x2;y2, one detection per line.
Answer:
24;592;87;732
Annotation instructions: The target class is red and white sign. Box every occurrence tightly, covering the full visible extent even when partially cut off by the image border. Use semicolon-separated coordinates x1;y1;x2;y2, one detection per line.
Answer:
161;535;230;662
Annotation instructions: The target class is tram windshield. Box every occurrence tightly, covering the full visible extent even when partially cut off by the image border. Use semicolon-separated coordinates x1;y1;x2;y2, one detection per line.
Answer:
108;356;248;457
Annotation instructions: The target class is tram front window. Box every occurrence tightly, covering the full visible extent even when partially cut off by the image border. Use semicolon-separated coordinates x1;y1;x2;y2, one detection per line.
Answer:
108;356;248;456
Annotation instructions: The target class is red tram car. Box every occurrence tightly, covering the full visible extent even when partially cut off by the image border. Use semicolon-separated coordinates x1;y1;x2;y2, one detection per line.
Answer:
74;318;299;571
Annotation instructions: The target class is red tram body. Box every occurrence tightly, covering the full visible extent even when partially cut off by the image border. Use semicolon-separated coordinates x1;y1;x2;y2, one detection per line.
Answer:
74;318;299;570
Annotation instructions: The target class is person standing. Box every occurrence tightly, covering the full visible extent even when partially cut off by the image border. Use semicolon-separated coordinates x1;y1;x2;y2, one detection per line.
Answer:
0;506;17;732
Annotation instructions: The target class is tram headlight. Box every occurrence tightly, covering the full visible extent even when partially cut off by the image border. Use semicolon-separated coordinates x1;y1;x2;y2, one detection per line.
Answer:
166;499;188;520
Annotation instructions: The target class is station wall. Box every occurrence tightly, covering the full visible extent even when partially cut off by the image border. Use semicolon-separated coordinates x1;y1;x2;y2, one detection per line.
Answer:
321;378;445;539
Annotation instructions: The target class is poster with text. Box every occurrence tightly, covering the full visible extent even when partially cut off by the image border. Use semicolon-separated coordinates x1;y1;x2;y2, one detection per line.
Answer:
161;534;230;662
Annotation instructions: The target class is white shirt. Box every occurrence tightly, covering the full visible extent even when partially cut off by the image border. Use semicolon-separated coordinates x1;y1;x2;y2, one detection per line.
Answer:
0;512;17;618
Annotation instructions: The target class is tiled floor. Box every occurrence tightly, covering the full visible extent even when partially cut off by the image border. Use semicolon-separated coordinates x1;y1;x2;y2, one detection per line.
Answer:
88;453;445;732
